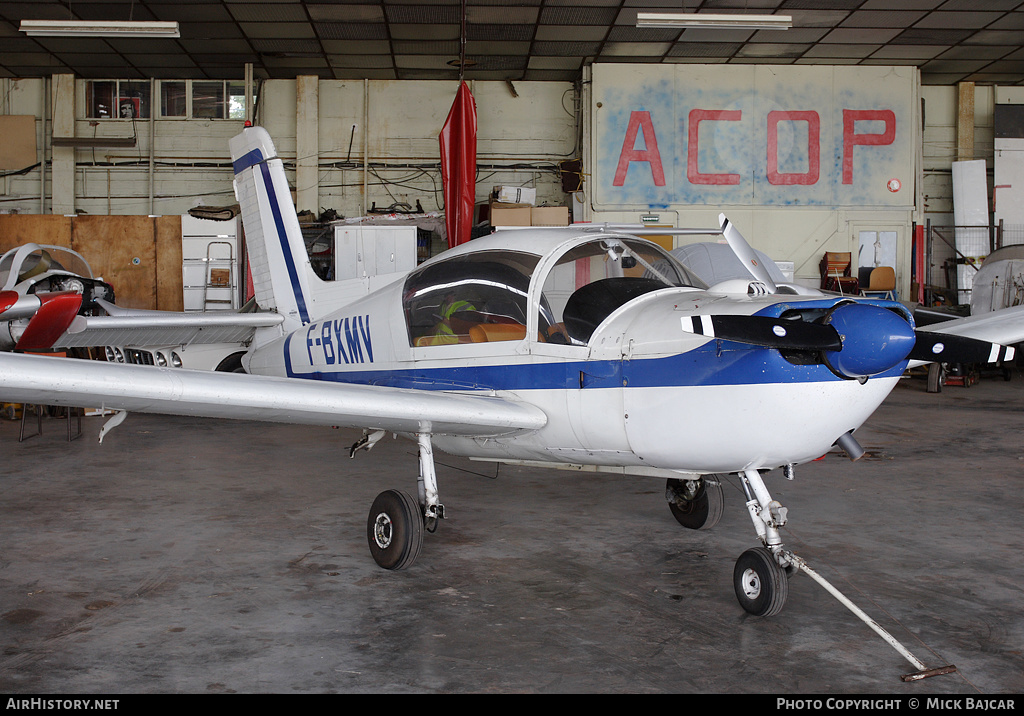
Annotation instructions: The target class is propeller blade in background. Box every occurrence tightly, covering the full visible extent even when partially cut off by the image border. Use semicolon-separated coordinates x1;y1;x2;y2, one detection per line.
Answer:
719;214;778;293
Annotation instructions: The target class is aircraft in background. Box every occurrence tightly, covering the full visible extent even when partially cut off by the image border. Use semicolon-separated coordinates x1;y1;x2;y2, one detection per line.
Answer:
0;243;115;352
3;125;1024;617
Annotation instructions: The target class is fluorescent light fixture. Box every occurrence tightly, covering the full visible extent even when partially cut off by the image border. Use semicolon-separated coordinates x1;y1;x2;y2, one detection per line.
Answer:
20;20;180;38
636;12;792;30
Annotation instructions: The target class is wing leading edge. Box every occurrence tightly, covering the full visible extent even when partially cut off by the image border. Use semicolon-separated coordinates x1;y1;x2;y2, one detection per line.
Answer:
0;353;547;437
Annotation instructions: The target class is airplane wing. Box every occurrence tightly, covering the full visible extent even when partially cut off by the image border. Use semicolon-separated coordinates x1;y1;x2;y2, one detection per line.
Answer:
51;299;285;349
0;352;547;437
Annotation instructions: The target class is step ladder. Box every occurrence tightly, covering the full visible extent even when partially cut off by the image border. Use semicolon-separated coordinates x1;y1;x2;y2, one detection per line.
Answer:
202;240;236;311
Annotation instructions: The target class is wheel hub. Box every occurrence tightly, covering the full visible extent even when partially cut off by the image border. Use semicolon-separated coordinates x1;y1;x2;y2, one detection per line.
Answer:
740;567;762;599
372;512;394;549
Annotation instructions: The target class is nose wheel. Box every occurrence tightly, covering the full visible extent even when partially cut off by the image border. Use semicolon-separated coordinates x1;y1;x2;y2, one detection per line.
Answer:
734;546;789;617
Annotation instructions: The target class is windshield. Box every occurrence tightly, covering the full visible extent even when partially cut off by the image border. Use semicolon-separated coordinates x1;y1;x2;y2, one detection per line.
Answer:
0;245;93;289
540;237;706;345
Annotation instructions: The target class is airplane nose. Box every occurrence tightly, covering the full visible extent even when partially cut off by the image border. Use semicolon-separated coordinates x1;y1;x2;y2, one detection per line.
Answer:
821;302;916;379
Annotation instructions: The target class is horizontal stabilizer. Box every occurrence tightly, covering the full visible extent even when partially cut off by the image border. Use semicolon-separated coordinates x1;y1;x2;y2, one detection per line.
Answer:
52;299;284;349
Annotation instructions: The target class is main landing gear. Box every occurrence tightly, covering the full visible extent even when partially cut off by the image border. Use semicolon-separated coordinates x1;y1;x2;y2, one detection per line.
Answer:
365;432;442;571
665;468;795;617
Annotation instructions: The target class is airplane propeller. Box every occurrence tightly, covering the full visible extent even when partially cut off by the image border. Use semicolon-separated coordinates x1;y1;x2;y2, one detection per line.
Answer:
716;215;1017;377
8;291;84;351
719;213;778;293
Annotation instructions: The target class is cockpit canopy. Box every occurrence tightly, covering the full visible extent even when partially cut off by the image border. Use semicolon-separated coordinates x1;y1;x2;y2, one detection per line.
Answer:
402;236;706;348
0;244;95;290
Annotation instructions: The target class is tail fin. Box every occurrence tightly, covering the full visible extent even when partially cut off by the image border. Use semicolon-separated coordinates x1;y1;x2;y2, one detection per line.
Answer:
230;126;321;334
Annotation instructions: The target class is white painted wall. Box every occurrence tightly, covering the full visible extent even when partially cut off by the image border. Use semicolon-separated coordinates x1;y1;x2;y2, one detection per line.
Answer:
584;64;921;295
0;77;575;222
0;71;1008;303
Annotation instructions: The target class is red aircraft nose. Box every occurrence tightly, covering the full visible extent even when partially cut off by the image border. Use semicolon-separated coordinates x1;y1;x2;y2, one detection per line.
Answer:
14;291;84;351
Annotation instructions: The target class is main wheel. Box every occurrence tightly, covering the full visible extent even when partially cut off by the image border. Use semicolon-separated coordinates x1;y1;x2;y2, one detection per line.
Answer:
367;489;424;570
927;362;945;393
733;547;789;617
666;476;724;530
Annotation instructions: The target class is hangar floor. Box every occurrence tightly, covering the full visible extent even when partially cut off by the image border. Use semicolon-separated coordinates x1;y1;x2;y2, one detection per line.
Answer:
1;371;1022;694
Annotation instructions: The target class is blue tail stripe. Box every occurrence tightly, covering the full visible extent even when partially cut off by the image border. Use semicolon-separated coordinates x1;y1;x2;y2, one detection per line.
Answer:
257;161;311;325
232;148;264;175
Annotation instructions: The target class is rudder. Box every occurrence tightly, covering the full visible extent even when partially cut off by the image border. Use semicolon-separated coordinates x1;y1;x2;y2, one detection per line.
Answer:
230;126;319;334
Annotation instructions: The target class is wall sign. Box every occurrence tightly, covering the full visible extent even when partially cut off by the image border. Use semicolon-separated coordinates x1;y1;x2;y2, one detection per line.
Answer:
593;64;916;209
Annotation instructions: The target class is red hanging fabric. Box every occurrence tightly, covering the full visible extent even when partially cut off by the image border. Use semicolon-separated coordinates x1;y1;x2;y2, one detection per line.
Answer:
439;81;477;249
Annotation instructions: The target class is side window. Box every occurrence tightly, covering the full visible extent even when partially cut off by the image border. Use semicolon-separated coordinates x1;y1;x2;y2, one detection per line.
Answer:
403;252;539;347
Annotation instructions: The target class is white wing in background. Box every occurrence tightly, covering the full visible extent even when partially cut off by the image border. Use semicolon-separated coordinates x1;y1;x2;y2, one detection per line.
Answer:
916;303;1024;345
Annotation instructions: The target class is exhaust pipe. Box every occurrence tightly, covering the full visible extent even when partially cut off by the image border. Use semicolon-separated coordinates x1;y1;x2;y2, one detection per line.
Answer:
835;430;865;461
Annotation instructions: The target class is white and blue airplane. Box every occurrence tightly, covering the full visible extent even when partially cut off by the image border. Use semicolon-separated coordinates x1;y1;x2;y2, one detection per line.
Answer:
2;125;1023;617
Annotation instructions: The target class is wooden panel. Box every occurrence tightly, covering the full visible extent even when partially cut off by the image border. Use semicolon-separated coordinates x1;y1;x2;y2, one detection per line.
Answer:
154;215;184;311
71;216;157;310
0;116;38;171
0;215;72;255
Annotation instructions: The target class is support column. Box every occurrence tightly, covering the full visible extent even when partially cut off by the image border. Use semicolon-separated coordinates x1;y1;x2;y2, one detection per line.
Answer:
50;73;75;215
295;75;319;215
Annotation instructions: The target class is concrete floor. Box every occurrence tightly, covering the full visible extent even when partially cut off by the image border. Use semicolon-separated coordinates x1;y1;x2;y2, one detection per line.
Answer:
1;370;1022;694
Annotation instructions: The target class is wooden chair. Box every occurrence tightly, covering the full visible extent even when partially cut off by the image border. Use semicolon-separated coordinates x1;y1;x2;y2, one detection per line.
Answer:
861;266;897;301
819;252;859;294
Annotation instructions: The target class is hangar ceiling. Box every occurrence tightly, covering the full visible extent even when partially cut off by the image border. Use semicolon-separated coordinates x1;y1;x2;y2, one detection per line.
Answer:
0;0;1022;85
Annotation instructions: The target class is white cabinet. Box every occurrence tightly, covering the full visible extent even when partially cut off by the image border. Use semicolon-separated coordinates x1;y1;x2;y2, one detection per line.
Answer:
333;226;417;282
181;215;240;312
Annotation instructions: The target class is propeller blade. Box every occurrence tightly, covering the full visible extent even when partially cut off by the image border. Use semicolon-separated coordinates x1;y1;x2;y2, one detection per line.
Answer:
681;314;842;351
719;214;778;293
14;291;83;351
910;331;1016;365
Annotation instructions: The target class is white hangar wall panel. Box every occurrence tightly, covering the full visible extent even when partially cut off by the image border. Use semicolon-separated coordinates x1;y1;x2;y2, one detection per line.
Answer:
587;64;920;291
258;79;576;217
1;78;575;221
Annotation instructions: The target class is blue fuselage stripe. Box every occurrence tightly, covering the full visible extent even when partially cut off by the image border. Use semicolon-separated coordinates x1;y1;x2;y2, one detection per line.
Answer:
283;337;907;391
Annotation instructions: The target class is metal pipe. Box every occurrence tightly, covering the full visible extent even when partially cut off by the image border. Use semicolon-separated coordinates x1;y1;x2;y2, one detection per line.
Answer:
148;77;156;214
836;430;865;461
788;552;952;678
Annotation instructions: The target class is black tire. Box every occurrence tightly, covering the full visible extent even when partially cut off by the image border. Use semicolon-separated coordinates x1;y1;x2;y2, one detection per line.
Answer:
733;547;789;617
666;476;724;530
215;352;247;373
367;490;424;570
926;362;944;393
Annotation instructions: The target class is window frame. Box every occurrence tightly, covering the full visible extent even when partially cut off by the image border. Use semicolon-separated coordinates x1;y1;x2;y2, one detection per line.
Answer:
83;79;252;121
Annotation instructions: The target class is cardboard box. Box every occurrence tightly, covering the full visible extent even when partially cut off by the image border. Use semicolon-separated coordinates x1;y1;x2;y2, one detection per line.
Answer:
490;204;532;227
495;186;536;205
531;206;569;226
